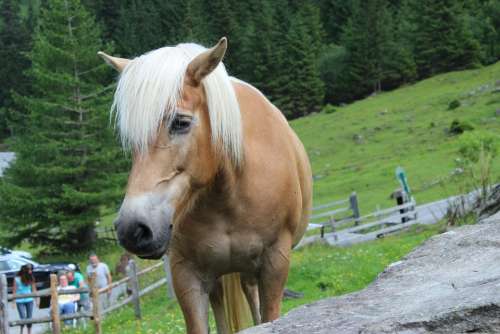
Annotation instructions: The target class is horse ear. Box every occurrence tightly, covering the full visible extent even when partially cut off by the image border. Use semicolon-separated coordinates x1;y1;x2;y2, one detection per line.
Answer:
186;37;227;86
97;51;130;72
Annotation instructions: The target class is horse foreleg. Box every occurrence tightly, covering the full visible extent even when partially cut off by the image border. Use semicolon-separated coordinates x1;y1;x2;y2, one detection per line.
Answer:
258;233;292;322
240;274;261;325
172;262;210;334
209;278;230;334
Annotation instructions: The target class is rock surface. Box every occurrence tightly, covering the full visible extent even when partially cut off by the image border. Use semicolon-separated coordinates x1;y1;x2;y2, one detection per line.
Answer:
241;220;500;334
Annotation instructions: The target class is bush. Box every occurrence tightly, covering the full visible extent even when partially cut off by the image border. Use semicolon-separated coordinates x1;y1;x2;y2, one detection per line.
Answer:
449;119;474;135
455;131;499;208
457;131;499;163
323;104;337;114
448;99;461;110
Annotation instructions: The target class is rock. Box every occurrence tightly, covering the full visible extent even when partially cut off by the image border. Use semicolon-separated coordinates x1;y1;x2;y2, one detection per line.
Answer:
495;109;500;117
283;288;304;300
353;134;364;144
241;221;500;334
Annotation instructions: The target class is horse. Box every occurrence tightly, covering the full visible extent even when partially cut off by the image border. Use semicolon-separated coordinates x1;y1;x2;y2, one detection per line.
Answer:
98;37;312;334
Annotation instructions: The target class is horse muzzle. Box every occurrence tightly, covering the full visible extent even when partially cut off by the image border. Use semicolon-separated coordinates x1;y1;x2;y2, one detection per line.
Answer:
114;196;175;259
115;219;172;259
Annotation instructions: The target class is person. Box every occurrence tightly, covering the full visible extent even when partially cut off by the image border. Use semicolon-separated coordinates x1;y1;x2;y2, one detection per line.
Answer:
67;264;89;312
12;264;37;334
86;253;112;309
114;252;133;295
57;272;79;326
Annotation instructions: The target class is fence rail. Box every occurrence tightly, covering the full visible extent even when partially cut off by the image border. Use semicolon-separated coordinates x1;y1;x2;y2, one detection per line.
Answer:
0;256;175;334
95;226;118;244
307;189;418;243
308;192;360;237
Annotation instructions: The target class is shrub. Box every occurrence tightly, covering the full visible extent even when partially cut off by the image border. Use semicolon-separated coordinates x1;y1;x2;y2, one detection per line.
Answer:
456;131;499;207
449;119;474;135
457;131;498;163
323;104;337;114
448;99;461;110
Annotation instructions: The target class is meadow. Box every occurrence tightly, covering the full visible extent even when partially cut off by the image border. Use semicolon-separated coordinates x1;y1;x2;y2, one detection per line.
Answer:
296;62;500;211
49;62;500;333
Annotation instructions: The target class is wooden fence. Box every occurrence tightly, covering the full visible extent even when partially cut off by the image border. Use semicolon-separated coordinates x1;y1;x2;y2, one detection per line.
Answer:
308;192;360;237
95;226;118;244
307;190;418;244
0;256;175;334
332;197;417;239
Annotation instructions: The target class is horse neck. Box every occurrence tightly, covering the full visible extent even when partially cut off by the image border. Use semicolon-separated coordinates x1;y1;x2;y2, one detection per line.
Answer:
194;157;240;213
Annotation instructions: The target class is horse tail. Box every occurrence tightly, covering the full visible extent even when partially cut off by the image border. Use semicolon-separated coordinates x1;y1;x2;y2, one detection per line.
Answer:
221;273;253;333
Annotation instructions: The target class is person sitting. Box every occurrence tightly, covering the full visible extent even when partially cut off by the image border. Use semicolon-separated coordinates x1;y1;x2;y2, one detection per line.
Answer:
57;272;80;326
67;264;89;312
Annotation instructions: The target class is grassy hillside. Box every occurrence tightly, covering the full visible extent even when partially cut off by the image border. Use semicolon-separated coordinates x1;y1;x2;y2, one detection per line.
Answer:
294;62;500;212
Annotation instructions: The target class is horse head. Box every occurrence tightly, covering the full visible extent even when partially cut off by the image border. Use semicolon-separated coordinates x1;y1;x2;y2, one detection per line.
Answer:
99;38;241;259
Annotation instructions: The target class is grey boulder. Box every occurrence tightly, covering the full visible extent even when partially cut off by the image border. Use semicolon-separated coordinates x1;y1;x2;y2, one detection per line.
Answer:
241;220;500;334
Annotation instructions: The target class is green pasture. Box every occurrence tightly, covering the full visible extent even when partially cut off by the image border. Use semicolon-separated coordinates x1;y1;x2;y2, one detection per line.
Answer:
294;62;500;212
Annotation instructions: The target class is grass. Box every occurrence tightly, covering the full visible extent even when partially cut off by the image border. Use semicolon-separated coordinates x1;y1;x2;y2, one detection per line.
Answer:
63;223;443;334
293;62;500;212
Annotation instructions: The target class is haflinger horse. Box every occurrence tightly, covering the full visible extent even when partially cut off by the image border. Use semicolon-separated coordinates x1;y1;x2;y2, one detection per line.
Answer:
98;37;312;334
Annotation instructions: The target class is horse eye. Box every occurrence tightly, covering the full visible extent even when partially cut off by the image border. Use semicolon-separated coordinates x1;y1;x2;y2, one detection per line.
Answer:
169;116;192;135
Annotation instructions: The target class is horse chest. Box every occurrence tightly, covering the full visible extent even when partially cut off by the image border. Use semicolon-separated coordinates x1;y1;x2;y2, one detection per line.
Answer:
195;229;264;273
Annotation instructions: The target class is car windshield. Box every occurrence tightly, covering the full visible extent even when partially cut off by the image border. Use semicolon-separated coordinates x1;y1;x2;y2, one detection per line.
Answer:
0;255;38;272
8;259;30;271
0;260;9;271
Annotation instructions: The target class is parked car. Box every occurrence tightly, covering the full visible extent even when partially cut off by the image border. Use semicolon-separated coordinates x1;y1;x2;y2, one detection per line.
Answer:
0;254;80;295
0;246;33;259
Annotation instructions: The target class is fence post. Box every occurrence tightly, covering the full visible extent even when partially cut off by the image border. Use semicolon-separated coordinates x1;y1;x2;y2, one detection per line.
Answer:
49;274;61;334
112;227;119;245
128;260;141;319
162;256;176;300
350;192;360;225
394;189;409;223
89;273;102;334
0;274;9;334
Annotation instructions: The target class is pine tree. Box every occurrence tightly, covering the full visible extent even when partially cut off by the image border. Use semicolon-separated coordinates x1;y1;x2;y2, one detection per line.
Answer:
0;0;32;139
319;44;349;103
318;0;351;43
0;0;127;252
203;0;240;72
338;0;414;100
278;4;324;118
82;0;122;42
238;0;277;95
380;4;417;89
465;0;500;64
115;0;163;56
412;0;481;77
182;0;212;44
340;0;385;99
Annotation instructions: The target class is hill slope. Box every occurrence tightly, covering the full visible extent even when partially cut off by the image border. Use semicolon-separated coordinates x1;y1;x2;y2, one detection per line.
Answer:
292;62;500;212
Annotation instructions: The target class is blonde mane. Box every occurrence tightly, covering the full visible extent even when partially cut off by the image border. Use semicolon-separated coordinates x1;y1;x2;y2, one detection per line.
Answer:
111;43;243;166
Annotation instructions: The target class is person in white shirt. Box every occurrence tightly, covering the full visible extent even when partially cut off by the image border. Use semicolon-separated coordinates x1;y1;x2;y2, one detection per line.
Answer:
86;253;112;309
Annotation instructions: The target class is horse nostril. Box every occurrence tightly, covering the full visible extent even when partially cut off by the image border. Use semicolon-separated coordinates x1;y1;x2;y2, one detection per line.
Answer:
134;223;153;245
